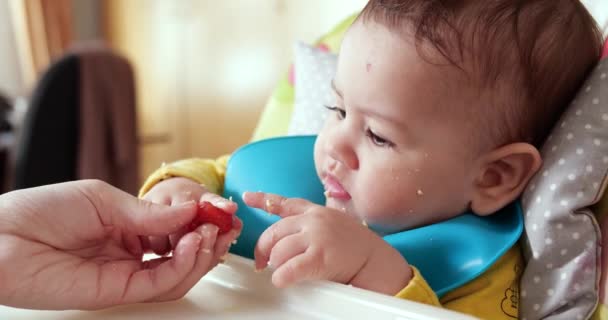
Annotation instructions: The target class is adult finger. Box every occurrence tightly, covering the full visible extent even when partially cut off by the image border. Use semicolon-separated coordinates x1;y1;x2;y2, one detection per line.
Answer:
139;193;173;254
88;181;198;236
212;217;243;262
151;224;219;301
120;231;201;303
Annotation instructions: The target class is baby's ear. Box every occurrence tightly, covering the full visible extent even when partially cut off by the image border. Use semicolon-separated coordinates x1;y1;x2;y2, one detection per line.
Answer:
470;143;542;215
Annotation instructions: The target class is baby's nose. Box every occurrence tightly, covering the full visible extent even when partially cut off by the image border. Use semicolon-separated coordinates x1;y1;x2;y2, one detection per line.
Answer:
326;138;359;170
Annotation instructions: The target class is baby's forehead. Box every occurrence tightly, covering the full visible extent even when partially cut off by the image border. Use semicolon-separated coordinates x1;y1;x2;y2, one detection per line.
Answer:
340;20;512;131
354;0;602;150
351;13;517;93
350;20;477;87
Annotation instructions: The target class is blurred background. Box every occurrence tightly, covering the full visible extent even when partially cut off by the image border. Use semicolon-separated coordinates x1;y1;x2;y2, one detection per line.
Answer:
0;0;367;193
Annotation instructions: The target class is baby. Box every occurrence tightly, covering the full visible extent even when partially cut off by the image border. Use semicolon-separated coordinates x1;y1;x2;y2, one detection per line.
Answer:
139;0;602;319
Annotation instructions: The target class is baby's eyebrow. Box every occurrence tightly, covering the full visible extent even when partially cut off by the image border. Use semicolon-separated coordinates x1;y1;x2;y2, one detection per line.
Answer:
330;80;344;99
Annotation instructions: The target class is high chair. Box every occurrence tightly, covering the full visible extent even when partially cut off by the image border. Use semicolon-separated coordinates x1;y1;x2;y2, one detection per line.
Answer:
246;5;608;320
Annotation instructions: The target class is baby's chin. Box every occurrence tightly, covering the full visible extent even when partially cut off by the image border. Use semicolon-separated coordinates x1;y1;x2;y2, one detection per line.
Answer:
325;199;412;235
325;198;373;226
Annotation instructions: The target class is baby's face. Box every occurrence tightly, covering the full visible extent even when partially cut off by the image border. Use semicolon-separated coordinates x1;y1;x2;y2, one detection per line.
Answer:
314;21;482;233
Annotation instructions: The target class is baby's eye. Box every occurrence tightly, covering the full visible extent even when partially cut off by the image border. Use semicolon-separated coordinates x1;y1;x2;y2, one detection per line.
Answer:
324;105;346;120
366;129;394;148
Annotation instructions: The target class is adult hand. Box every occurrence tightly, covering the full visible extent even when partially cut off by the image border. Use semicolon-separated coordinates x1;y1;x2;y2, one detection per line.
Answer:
141;177;238;255
0;180;241;310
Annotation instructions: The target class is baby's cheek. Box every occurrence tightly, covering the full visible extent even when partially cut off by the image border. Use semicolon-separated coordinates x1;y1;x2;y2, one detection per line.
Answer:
313;141;325;177
358;176;418;219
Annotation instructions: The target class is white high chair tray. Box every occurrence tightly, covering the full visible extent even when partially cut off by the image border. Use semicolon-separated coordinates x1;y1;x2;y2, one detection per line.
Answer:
0;254;476;320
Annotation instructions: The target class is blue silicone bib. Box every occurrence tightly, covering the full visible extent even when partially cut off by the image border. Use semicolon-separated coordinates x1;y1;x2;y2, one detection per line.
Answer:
224;136;522;297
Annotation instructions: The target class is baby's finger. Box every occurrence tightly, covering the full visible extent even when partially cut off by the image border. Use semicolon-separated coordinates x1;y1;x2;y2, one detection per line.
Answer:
254;217;301;270
242;192;312;217
200;192;238;214
141;191;172;205
267;233;308;270
271;252;318;288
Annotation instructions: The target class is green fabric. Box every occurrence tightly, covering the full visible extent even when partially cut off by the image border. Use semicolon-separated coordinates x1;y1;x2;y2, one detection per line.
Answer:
250;13;359;142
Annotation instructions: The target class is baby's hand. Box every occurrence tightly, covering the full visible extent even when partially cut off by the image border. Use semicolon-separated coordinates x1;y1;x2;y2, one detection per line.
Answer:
242;192;413;295
142;177;238;255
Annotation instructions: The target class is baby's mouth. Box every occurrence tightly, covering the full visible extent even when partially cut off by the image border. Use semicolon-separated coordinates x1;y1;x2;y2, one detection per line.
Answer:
323;175;351;200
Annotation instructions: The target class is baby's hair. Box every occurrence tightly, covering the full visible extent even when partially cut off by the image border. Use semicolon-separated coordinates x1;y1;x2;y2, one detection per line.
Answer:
359;0;603;148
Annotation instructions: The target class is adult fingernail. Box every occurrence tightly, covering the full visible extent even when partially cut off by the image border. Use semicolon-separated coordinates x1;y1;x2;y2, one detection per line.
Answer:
192;234;202;247
201;224;219;237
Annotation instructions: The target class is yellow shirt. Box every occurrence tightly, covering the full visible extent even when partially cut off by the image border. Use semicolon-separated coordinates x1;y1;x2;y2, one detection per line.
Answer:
140;158;522;320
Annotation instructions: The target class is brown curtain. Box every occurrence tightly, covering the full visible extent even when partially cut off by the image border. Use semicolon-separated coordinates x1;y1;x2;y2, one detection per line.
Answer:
9;0;73;89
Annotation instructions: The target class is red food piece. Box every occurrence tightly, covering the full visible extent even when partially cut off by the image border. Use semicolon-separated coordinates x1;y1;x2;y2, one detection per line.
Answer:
186;201;234;234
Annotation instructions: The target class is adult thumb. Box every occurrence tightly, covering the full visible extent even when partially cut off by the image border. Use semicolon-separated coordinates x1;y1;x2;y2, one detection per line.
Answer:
90;181;198;236
119;199;198;236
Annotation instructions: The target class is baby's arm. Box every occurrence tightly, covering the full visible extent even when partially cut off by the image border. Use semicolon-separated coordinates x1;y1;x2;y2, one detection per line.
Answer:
394;268;441;305
139;156;231;197
396;247;522;320
435;247;522;319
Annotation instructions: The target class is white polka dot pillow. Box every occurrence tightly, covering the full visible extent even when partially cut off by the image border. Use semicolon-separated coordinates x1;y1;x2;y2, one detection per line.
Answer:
287;41;337;135
520;58;608;320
